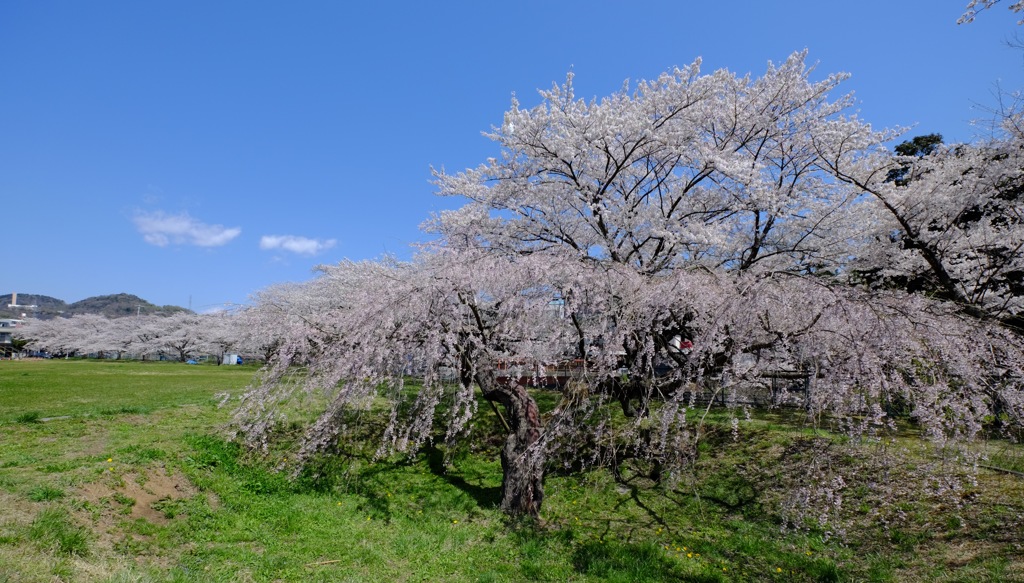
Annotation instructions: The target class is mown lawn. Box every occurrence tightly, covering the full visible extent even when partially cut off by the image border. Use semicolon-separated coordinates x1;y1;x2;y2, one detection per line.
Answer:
0;359;255;423
0;359;1021;582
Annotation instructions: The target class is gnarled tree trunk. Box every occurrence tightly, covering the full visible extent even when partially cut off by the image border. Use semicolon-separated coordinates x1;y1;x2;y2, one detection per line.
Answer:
474;364;545;518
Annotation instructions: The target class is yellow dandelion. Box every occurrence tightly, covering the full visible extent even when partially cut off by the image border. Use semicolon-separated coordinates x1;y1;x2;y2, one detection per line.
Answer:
687;553;693;558
337;502;342;506
723;567;728;572
108;467;114;471
806;551;813;555
106;458;112;463
776;567;782;573
452;520;458;524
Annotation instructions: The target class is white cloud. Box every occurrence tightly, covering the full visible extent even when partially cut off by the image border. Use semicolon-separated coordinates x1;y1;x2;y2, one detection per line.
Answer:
259;234;337;256
133;211;241;247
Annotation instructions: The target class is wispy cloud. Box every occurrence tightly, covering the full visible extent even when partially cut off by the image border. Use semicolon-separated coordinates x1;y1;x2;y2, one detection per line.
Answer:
133;211;241;247
259;234;337;256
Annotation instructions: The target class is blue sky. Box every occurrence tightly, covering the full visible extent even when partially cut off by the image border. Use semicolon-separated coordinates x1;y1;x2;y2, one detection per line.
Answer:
2;1;1022;311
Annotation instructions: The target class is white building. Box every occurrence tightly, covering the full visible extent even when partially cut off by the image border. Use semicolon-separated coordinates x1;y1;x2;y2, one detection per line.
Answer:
0;319;24;358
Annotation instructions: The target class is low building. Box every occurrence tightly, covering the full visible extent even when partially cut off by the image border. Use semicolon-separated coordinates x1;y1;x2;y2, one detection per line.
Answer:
0;319;24;358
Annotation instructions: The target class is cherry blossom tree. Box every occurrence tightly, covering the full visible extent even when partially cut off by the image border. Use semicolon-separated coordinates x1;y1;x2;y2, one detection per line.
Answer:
200;310;245;364
817;113;1024;331
104;316;142;359
427;50;899;430
232;307;284;364
21;317;75;357
235;252;567;515
235;249;1024;518
234;283;323;364
235;52;1024;519
148;312;210;361
431;51;883;277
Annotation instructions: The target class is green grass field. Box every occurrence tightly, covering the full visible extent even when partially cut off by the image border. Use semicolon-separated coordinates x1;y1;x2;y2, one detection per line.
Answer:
1;360;1022;582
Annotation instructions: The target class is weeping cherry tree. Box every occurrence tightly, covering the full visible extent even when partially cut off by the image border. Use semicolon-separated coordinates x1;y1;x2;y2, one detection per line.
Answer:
234;52;1024;519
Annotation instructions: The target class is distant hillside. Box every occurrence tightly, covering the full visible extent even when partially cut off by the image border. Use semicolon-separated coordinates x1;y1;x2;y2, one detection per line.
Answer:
66;294;190;318
0;293;190;319
0;294;67;319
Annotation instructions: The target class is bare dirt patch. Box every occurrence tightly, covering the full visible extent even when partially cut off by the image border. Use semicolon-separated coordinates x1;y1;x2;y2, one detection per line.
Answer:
78;465;199;526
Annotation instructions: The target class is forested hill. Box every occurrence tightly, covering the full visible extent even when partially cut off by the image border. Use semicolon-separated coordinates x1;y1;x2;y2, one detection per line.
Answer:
0;293;190;319
0;294;65;319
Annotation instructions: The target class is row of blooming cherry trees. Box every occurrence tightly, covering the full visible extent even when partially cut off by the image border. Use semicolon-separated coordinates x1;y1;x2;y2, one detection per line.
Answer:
232;49;1024;517
21;310;279;364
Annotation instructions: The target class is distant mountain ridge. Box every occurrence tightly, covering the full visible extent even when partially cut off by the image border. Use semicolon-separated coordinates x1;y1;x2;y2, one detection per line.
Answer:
0;293;190;319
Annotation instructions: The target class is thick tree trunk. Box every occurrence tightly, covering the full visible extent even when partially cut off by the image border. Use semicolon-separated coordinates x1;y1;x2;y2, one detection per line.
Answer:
474;364;545;518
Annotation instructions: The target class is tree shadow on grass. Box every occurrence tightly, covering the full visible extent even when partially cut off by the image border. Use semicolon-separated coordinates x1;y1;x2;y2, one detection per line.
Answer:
573;539;720;582
423;445;502;509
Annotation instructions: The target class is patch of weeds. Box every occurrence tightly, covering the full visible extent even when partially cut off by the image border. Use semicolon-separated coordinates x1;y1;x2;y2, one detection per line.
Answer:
573;540;684;582
292;453;352;494
152;497;185;519
27;485;65;502
505;526;576;580
698;469;758;510
945;515;962;532
28;507;90;556
184;435;291;496
75;499;103;523
15;411;41;424
101;567;160;583
183;435;241;470
865;554;900;581
106;473;127;489
806;559;842;582
125;517;161;537
0;521;22;545
113;533;156;557
98;405;151;416
1;453;39;468
49;558;74;580
238;468;291;496
37;460;78;473
113;492;136;514
888;527;929;552
116;445;167;464
987;445;1024;474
